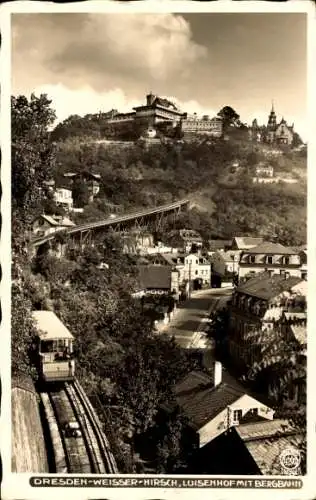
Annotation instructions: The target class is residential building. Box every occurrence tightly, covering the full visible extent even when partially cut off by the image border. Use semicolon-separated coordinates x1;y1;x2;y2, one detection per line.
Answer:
32;214;75;238
180;114;223;139
167;229;203;253
63;171;101;202
54;188;73;211
211;250;241;287
252;164;274;184
208;239;232;255
134;265;179;296
192;418;304;475
211;250;241;276
231;236;264;251
280;310;306;405
238;242;301;279
163;364;274;449
162;252;211;288
229;273;306;370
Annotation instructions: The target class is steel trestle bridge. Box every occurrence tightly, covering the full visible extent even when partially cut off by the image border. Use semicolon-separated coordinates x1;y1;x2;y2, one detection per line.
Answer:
32;198;191;249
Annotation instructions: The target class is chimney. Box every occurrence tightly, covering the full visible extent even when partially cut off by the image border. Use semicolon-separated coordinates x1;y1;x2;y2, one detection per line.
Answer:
214;361;222;387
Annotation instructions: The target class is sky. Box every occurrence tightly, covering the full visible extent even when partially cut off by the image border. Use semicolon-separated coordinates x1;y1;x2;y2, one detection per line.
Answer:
11;12;307;139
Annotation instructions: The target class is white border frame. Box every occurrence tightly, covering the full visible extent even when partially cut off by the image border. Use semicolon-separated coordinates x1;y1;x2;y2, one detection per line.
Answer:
1;1;315;499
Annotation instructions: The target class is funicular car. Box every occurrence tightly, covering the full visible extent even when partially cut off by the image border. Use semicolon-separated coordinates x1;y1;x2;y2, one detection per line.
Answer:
32;310;75;382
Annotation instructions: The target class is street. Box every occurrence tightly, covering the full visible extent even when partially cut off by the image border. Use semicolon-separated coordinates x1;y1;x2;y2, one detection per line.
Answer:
159;287;233;348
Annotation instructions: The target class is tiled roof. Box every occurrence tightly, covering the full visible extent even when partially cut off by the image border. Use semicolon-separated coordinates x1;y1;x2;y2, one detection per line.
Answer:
235;420;304;475
219;250;242;263
236;273;303;300
172;371;246;430
233;237;264;249
208;240;232;251
242;242;297;255
236;419;293;441
138;265;171;290
40;214;58;226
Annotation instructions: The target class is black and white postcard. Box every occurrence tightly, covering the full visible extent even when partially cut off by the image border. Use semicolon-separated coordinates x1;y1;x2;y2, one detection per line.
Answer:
1;1;315;499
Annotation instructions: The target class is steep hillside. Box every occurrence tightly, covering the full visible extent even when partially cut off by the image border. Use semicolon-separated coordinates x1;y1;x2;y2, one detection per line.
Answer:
53;138;307;246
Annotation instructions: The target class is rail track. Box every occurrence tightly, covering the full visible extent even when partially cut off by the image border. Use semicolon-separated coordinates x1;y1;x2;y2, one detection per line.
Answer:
43;380;118;473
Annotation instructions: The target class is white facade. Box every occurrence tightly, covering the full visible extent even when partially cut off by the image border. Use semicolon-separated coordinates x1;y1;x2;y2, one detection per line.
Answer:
198;394;274;447
212;250;241;276
238;252;301;279
178;254;211;285
54;188;73;211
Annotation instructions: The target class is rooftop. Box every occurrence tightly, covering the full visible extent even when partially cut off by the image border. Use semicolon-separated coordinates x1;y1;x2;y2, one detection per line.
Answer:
138;265;172;290
242;242;297;255
32;311;74;341
208;240;232;251
233;237;264;249
235;419;304;475
236;273;303;301
171;370;246;430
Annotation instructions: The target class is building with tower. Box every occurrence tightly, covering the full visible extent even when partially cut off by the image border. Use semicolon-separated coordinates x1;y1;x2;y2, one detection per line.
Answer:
250;103;295;146
106;92;185;131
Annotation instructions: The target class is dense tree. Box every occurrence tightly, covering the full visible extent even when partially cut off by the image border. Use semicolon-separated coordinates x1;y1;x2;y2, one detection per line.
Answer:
217;106;240;133
12;94;56;227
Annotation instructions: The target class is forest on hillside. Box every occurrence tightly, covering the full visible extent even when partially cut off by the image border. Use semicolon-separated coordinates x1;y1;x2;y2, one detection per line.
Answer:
52;132;307;246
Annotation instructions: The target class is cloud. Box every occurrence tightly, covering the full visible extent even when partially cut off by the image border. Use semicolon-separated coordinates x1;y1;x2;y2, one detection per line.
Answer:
32;84;217;124
32;84;141;123
12;13;208;95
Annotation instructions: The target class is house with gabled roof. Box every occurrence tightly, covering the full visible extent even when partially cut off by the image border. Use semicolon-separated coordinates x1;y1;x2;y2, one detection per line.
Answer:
238;242;301;279
231;236;264;250
190;418;304;475
32;214;75;238
163;363;274;449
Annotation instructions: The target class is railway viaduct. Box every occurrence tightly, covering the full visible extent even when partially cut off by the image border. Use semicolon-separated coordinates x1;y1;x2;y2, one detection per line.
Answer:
31;198;191;254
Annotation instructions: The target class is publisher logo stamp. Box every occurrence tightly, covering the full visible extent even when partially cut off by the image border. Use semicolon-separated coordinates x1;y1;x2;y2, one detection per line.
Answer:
280;447;301;475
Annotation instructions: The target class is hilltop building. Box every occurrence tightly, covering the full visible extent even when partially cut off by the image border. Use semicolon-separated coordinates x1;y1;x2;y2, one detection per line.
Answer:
106;92;185;130
180;113;223;140
249;103;295;146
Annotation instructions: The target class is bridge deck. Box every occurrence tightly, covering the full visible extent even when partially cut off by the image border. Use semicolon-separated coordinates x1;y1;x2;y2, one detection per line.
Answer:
31;199;190;247
67;199;190;235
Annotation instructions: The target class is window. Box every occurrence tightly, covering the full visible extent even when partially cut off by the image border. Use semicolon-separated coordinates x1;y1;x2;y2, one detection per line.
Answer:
232;409;243;423
266;256;273;264
284;256;290;265
195;270;198;275
301;271;307;280
249;255;256;264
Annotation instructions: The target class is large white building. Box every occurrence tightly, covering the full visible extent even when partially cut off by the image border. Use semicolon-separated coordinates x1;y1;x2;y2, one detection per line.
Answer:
238;242;302;279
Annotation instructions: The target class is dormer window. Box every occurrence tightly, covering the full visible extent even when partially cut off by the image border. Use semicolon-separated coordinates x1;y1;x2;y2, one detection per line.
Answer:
232;409;243;424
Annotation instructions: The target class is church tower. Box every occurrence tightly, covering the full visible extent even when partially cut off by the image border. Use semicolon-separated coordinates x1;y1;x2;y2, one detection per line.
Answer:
267;101;277;131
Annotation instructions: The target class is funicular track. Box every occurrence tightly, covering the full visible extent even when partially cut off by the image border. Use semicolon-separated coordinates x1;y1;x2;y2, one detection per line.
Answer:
46;380;118;473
